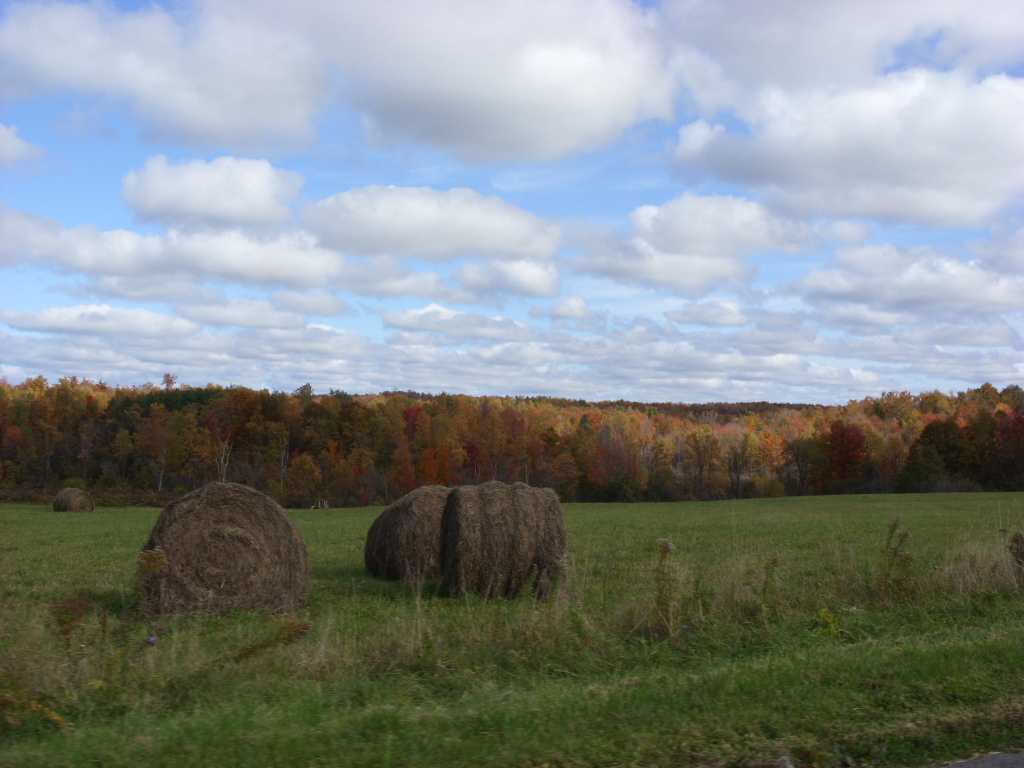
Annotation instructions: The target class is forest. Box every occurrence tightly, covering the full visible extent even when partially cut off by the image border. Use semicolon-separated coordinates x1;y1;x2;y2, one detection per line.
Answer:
2;375;1023;508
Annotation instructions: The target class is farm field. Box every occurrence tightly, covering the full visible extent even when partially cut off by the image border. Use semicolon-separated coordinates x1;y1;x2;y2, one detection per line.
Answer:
2;493;1024;767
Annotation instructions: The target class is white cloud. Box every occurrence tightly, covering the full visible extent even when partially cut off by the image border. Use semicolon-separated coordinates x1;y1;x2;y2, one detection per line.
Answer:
304;186;560;260
821;220;872;246
551;296;593;320
977;226;1024;274
340;257;476;302
665;301;749;327
73;276;223;304
1;207;164;272
674;70;1024;226
271;290;351;317
0;1;321;149
2;208;344;288
0;304;200;337
799;244;1024;314
575;193;809;295
291;0;676;161
177;299;305;328
528;295;605;331
381;303;535;342
894;321;1020;348
0;122;43;165
162;230;343;286
122;156;304;228
818;305;915;332
632;193;811;257
1;0;675;159
456;260;559;298
663;0;1024;94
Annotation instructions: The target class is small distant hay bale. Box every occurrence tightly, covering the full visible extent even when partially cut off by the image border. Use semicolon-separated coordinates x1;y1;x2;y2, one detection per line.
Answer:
137;482;310;615
53;487;94;512
440;481;567;600
364;485;451;583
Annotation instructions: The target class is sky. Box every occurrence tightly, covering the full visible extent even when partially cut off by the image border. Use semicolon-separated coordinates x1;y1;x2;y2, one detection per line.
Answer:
2;0;1023;405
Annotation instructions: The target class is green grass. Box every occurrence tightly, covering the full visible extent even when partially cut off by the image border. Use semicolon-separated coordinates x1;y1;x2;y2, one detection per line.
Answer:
3;493;1024;767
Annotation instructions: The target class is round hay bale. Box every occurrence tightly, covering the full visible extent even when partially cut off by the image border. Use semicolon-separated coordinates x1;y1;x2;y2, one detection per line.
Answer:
53;487;95;512
440;481;567;600
365;485;451;583
137;482;309;615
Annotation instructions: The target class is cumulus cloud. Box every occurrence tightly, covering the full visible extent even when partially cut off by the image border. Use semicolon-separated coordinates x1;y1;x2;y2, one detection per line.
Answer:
177;299;305;328
817;305;916;333
662;0;1024;227
304;186;560;261
1;0;675;159
455;260;559;298
976;226;1024;274
674;71;1024;226
663;0;1024;94
0;1;322;149
575;193;810;295
340;257;475;302
894;320;1020;348
665;300;750;327
0;304;200;337
551;296;594;320
0;122;43;165
799;244;1024;314
528;295;605;331
632;193;811;257
73;276;224;305
381;303;535;342
2;208;343;288
290;0;676;161
271;290;352;317
122;156;304;228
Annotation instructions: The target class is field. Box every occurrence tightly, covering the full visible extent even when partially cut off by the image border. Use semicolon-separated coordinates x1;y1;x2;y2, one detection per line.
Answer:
2;493;1024;767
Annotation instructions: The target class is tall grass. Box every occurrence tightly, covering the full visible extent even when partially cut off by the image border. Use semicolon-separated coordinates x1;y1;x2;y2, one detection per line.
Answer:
2;494;1024;767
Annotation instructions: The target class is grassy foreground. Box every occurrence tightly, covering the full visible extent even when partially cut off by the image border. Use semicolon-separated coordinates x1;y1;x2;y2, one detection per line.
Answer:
2;493;1024;767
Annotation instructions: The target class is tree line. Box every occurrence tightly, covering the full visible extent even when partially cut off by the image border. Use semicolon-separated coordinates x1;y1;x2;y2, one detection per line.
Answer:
2;376;1023;507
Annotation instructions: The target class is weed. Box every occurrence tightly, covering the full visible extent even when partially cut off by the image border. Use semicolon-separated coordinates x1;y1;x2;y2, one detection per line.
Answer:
0;670;71;735
759;555;781;623
166;616;314;704
49;589;90;657
877;516;915;604
812;607;849;642
1006;532;1024;581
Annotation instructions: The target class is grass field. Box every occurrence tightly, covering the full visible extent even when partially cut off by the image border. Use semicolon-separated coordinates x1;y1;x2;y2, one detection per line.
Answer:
2;493;1024;767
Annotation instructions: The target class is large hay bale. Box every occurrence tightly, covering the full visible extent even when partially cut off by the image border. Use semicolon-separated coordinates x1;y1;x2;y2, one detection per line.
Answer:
53;487;94;512
440;481;567;600
364;485;451;583
137;482;309;615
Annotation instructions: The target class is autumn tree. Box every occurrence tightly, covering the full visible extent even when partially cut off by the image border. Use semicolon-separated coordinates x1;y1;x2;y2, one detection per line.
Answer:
818;420;870;492
685;424;720;499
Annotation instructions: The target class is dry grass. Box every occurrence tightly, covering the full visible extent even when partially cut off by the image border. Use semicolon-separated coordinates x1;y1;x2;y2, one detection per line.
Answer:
136;482;310;615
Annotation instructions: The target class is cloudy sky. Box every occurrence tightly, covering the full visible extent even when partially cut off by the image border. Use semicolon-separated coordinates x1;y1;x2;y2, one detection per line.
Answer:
2;0;1023;404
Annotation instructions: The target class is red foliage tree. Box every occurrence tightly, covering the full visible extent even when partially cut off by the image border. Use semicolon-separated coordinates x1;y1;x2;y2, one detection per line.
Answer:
821;420;869;483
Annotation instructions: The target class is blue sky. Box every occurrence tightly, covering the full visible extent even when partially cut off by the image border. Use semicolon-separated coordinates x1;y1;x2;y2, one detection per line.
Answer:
2;0;1023;404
